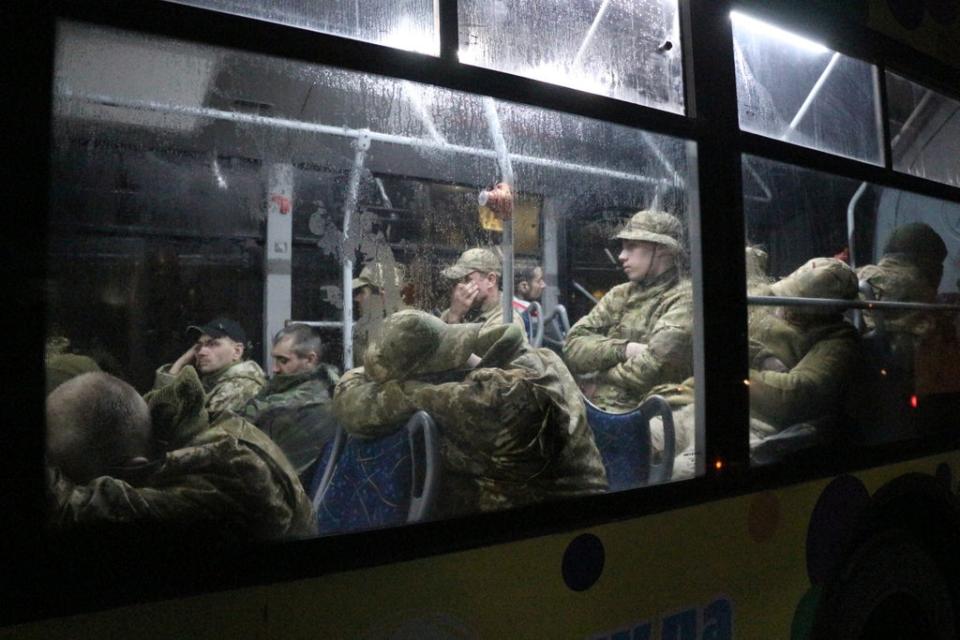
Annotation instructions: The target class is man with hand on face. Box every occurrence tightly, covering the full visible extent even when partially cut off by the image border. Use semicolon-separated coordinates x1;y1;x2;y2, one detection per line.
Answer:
238;324;339;480
564;209;694;413
155;317;265;416
439;247;527;335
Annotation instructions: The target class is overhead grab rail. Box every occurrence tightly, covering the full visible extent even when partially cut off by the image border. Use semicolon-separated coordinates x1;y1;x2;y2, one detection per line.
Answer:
748;295;960;312
288;320;343;329
59;90;665;186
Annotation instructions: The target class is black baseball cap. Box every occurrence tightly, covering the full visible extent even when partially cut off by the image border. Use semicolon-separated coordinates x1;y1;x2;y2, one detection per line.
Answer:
187;317;247;343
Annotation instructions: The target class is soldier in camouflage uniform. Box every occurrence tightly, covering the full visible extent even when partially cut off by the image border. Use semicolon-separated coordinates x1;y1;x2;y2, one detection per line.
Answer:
656;245;775;476
564;210;694;414
46;352;101;394
439;248;528;336
47;369;317;541
154;317;265;417
668;257;862;477
352;261;411;360
333;310;607;518
238;323;340;479
857;222;948;370
748;257;861;440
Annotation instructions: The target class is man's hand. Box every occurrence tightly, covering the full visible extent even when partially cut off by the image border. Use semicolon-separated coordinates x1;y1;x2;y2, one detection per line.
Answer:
447;281;479;323
624;341;648;360
169;344;197;375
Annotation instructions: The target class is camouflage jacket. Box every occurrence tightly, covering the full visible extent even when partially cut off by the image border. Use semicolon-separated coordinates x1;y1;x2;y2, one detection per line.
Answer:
353;300;413;363
334;330;607;518
50;367;317;541
748;316;860;431
564;269;694;412
237;364;340;476
155;359;266;417
441;295;528;338
858;254;938;338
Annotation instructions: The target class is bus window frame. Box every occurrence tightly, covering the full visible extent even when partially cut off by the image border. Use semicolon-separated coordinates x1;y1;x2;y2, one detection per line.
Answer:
7;0;960;625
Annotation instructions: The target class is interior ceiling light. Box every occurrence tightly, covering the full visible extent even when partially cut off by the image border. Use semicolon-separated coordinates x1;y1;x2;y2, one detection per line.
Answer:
730;11;829;55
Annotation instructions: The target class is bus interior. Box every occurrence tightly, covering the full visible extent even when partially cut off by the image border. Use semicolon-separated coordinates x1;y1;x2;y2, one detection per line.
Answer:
46;12;960;531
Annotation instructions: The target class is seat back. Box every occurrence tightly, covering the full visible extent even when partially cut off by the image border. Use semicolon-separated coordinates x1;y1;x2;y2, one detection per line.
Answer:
314;411;439;534
524;301;545;346
584;395;675;490
307;425;345;501
541;304;570;352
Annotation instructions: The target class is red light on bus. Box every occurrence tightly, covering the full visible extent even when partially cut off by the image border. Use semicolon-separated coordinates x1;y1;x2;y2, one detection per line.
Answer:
910;395;919;409
714;459;724;471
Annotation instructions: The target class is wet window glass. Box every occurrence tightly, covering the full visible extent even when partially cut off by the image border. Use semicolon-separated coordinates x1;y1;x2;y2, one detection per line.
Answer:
459;0;684;113
886;72;960;188
48;21;700;543
167;0;438;54
732;11;883;165
742;155;960;465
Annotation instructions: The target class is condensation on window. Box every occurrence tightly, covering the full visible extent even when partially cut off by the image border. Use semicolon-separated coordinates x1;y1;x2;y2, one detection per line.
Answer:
48;20;701;539
459;0;684;113
167;0;438;54
886;72;960;189
732;11;883;165
742;155;960;462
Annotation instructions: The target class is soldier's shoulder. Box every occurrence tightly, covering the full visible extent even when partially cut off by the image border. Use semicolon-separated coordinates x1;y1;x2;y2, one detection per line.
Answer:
213;412;288;459
661;277;694;303
596;282;634;308
225;360;267;384
606;282;634;297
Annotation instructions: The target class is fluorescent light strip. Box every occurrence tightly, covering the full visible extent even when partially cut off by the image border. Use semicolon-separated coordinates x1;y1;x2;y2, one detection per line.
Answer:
730;11;829;55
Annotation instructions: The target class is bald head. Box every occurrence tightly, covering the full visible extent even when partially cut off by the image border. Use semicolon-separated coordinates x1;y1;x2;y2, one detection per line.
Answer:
46;372;152;483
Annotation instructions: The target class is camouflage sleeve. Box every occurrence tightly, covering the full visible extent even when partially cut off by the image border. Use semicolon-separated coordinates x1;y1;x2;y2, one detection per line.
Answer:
206;376;264;415
50;441;310;540
602;295;693;395
153;363;177;390
406;370;539;461
563;289;629;375
332;368;419;438
236;394;267;422
749;334;858;428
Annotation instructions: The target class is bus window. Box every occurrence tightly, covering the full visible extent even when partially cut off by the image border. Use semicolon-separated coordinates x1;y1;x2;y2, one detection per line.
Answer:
886;72;960;188
458;0;684;112
166;0;438;54
742;155;960;463
47;19;700;542
731;11;883;165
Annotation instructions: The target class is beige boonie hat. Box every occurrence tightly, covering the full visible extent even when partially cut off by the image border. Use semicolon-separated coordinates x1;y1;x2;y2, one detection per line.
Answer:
364;309;524;382
771;257;857;310
615;209;684;252
440;247;502;281
352;262;406;291
364;310;479;381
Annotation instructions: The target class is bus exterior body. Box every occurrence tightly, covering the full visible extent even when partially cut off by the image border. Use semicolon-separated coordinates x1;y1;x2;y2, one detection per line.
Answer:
4;0;960;638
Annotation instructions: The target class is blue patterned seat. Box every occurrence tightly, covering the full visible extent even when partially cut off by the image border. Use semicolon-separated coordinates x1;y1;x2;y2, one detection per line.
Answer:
522;301;544;346
583;395;675;490
312;411;439;535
